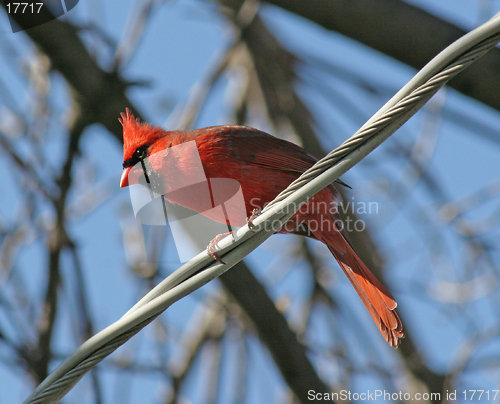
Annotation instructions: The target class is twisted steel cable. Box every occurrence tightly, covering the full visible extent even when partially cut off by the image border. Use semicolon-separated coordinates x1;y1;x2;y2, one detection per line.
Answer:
27;318;157;404
23;13;500;404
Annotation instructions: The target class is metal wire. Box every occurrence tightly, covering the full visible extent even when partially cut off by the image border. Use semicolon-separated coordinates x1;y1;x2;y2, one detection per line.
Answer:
28;318;157;403
22;12;500;404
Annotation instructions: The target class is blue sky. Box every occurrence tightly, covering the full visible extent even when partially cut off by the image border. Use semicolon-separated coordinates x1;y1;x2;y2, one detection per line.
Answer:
1;0;500;403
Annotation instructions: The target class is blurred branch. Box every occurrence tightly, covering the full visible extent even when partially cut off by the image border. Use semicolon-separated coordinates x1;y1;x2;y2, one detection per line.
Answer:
219;262;332;403
171;43;235;131
68;245;102;403
0;3;143;139
264;0;500;114
439;178;500;226
389;139;496;268
0;132;56;201
113;0;166;70
166;295;226;404
443;325;500;404
30;104;93;383
31;230;62;383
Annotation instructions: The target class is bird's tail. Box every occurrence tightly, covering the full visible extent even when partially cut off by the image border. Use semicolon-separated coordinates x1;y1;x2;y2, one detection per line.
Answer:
314;225;404;347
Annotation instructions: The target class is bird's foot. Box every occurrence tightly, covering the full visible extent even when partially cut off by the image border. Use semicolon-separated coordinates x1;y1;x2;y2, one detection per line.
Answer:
207;232;233;265
246;208;261;233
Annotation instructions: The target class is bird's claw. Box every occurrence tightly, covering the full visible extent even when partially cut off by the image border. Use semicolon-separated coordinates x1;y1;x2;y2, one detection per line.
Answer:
207;232;232;265
246;208;261;233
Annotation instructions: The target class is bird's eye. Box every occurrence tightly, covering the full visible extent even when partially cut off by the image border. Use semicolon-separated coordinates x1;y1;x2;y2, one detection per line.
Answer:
123;145;150;169
134;146;147;160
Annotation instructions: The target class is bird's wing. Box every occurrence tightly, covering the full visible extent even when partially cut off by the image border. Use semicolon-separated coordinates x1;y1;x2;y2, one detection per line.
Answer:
218;127;351;188
220;127;318;173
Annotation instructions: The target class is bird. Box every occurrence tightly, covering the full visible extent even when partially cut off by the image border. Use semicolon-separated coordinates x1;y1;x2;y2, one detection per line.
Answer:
119;109;404;347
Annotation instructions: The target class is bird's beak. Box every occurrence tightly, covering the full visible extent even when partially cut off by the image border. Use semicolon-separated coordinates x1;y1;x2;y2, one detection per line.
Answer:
120;167;132;188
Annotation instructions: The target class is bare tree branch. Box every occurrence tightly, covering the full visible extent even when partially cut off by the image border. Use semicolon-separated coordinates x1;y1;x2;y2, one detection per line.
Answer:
219;262;332;403
264;0;500;114
1;3;143;138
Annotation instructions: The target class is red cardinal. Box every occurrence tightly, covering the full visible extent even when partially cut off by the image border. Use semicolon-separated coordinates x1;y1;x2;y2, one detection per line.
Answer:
119;109;404;347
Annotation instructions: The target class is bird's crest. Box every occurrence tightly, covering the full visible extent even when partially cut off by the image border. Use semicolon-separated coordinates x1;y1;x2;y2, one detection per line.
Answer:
120;108;164;160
